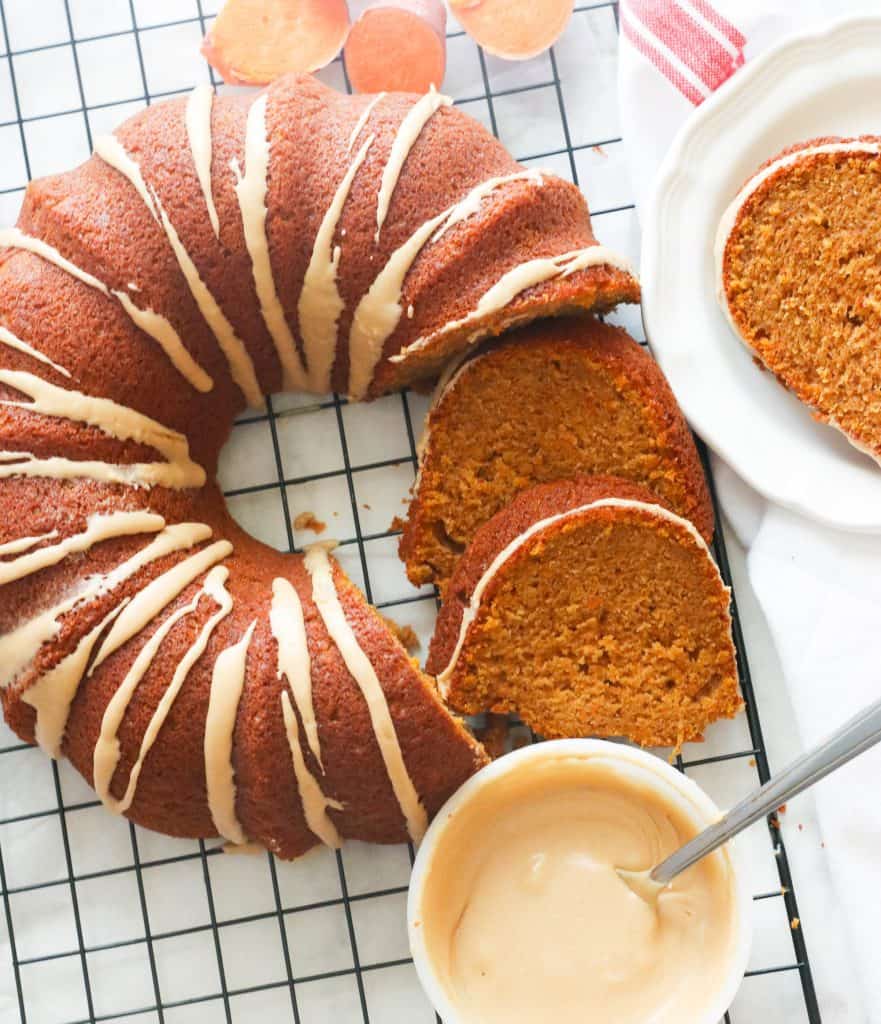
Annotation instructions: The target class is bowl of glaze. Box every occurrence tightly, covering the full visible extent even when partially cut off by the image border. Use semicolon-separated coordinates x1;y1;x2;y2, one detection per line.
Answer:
408;738;752;1024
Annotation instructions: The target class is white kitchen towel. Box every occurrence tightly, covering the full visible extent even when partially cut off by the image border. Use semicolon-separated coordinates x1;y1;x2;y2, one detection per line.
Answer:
619;1;881;1019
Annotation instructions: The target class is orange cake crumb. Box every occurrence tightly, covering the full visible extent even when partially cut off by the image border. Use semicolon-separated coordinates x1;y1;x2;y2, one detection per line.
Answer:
401;318;712;593
381;615;421;653
293;511;327;534
427;477;741;749
719;136;881;460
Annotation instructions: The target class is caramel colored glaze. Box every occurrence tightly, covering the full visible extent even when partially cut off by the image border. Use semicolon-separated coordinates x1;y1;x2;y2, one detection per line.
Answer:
401;318;713;591
427;477;740;748
0;74;637;855
2;496;486;856
419;755;739;1024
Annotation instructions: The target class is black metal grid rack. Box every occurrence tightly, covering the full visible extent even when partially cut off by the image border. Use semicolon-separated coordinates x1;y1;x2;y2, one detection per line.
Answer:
0;1;820;1021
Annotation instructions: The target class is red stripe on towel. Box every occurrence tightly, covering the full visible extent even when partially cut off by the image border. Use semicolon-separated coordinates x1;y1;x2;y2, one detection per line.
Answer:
628;0;742;95
688;0;746;49
620;16;706;106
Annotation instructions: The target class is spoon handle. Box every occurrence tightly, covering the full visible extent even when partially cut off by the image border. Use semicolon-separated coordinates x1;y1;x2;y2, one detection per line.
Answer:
652;693;881;886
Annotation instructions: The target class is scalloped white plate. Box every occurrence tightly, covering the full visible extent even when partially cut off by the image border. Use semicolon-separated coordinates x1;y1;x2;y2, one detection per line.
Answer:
641;16;881;532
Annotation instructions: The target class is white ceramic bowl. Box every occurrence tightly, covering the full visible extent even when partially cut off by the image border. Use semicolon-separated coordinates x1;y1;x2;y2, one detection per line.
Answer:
408;739;753;1024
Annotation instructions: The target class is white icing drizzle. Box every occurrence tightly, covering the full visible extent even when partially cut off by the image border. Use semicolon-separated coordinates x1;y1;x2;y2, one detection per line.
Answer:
304;543;427;842
390;245;636;364
0;324;71;378
186;84;220;238
23;603;126;758
0;452;196;489
436;498;724;698
280;689;341;849
270;577;322;767
205;619;256;846
0;227;106;291
714;140;881;327
0;530;59;558
347;170;545;399
91;538;232;671
0;590;87;691
233;93;308;392
0;368;206;489
0;228;212;394
0;522;211;690
92;597;195;807
298;135;374;394
113;293;213;394
94;565;233;815
95;134;262;407
0;510;164;586
375;87;452;242
347;92;386;152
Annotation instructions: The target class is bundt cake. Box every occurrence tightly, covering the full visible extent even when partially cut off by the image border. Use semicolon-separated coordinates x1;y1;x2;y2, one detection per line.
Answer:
0;74;637;857
716;136;881;462
400;317;713;592
427;477;741;748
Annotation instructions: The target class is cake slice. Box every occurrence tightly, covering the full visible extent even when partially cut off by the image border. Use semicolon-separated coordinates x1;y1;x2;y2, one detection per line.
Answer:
716;136;881;461
426;477;741;748
400;317;712;592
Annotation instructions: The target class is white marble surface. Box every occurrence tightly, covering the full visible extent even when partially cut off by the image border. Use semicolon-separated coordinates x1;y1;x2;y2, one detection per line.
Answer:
0;2;836;1021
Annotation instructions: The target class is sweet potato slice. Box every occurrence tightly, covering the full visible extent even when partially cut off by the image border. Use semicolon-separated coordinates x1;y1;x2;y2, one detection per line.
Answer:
455;0;574;60
202;0;350;85
344;0;447;94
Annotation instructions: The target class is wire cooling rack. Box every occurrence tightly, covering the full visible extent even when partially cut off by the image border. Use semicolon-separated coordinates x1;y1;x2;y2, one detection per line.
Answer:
0;1;822;1022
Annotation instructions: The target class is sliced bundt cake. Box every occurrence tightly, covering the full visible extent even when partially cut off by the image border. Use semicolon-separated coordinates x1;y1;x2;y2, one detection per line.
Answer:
400;318;712;592
0;71;640;858
717;136;881;461
426;477;741;748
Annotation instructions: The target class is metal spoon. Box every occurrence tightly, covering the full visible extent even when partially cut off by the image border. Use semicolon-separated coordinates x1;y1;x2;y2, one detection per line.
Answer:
618;693;881;903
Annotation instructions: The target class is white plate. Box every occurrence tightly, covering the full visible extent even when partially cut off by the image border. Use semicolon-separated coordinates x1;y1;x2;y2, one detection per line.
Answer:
641;15;881;532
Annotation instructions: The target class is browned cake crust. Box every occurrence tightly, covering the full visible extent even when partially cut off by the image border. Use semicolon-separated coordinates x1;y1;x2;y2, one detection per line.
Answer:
400;318;712;591
426;477;741;748
719;135;881;460
3;73;681;856
15;76;638;411
0;480;487;857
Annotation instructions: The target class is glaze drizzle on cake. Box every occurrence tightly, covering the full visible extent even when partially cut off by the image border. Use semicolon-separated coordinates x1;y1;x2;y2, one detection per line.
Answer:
0;74;639;857
428;477;740;749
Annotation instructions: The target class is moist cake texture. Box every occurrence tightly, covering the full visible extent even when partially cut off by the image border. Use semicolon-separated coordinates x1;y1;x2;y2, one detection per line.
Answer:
0;71;639;856
427;477;741;748
717;135;881;460
401;318;712;591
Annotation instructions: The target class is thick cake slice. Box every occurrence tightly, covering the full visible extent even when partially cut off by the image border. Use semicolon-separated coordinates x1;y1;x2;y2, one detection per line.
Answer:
426;477;741;748
400;317;712;592
716;136;881;461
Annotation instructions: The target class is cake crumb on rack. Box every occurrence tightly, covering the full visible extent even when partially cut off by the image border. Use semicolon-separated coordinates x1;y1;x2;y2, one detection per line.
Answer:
474;714;511;759
293;511;327;534
381;615;420;653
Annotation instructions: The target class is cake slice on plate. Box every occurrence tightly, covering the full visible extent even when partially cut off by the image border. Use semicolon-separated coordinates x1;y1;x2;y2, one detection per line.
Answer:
716;136;881;462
